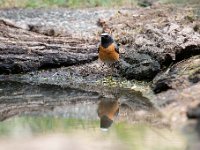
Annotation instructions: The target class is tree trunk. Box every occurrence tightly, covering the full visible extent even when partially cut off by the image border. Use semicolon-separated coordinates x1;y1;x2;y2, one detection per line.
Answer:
0;19;98;74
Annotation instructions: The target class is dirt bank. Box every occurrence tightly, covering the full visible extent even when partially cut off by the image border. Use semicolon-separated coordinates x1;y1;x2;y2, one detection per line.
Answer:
0;5;200;131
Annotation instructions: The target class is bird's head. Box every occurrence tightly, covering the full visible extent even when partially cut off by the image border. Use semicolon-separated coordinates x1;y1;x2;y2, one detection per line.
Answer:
100;33;113;44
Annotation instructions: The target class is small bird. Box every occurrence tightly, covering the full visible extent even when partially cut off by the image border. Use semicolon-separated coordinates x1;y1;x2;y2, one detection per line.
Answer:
97;98;119;131
98;33;119;65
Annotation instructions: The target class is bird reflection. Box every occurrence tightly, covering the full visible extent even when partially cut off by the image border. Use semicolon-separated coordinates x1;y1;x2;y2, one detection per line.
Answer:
97;98;119;131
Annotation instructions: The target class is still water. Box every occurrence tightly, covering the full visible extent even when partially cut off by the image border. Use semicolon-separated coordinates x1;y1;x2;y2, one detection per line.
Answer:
0;81;186;150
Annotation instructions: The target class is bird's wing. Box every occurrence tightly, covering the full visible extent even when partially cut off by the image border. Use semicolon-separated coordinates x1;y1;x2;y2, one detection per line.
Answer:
114;42;119;54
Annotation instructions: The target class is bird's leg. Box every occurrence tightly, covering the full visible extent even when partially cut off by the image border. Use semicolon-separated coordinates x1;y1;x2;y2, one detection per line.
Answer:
99;62;108;85
108;63;114;81
111;61;122;88
110;61;119;77
98;60;105;75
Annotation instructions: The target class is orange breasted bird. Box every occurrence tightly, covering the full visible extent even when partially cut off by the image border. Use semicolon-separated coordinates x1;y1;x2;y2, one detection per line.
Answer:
98;33;119;65
97;99;119;130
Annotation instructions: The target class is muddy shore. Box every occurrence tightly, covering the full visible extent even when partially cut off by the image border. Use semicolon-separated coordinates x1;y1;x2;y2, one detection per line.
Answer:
0;5;200;143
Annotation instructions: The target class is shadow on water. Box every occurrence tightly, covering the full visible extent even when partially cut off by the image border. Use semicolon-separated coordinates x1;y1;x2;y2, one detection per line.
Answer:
0;81;186;150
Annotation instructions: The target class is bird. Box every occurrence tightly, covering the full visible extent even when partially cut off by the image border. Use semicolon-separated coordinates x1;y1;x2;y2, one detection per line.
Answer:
98;33;119;67
97;98;119;131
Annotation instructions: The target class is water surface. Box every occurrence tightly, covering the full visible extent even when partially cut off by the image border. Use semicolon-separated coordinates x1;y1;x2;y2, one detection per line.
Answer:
0;81;186;150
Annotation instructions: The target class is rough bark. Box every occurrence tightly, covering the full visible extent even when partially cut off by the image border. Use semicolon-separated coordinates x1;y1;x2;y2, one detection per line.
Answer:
0;19;98;74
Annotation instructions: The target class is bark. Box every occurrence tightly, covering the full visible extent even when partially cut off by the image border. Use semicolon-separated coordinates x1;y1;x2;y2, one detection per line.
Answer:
0;19;98;74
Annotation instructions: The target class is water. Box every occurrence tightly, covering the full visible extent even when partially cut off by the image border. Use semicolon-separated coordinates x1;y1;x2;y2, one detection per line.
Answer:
0;81;186;150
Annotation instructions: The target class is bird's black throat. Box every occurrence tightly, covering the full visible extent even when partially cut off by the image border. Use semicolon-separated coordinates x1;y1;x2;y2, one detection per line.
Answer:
101;37;114;48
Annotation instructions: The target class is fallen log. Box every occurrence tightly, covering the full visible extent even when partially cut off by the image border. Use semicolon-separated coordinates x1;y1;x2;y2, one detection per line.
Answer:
0;19;98;74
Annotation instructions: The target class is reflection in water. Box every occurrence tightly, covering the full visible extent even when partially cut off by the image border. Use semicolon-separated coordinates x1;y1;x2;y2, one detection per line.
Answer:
0;81;99;121
0;81;155;123
97;98;119;130
0;81;187;150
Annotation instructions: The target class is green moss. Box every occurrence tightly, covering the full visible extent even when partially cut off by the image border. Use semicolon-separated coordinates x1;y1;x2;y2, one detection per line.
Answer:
0;116;186;150
0;116;98;136
0;0;137;8
0;0;200;8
